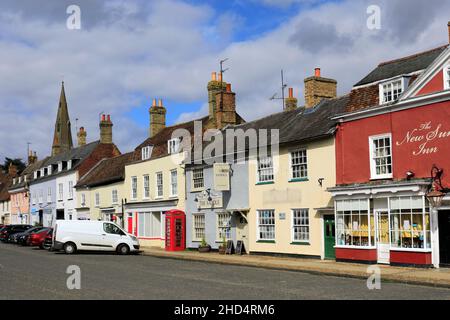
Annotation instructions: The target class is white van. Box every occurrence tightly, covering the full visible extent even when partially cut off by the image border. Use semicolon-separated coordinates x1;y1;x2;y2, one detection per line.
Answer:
52;220;140;255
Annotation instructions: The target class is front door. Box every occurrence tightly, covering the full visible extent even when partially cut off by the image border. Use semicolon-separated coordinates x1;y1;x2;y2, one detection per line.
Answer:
376;211;390;264
236;214;249;254
324;215;335;259
127;213;133;234
438;210;450;266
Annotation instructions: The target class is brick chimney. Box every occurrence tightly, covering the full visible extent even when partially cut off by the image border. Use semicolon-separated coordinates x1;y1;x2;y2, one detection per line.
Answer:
8;163;18;177
215;83;237;129
28;150;38;165
304;68;337;108
77;127;87;146
285;88;298;111
99;114;113;144
207;72;227;121
149;99;166;138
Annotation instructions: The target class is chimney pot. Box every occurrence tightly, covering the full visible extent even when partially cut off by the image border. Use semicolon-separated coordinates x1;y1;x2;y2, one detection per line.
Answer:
152;98;157;107
158;99;163;107
211;72;217;81
315;68;321;77
288;88;293;98
218;72;223;82
107;115;111;122
101;114;106;121
226;83;232;93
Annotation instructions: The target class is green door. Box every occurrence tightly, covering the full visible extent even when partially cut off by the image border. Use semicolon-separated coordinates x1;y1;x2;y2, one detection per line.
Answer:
324;215;336;259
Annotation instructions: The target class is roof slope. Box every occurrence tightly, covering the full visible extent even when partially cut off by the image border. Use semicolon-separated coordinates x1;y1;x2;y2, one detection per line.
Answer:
9;157;50;191
76;152;135;188
355;45;447;87
0;171;12;201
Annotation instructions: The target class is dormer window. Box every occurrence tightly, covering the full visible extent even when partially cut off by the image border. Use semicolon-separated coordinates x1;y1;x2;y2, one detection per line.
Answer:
142;146;153;160
13;178;16;185
47;165;52;175
67;160;72;170
58;162;63;172
379;78;404;104
444;65;450;90
18;177;22;183
33;171;38;179
168;138;180;154
40;168;45;177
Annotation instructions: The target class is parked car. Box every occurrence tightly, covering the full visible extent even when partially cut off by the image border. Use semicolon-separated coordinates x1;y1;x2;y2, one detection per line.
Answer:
52;220;140;255
28;228;52;248
42;229;53;250
15;226;45;245
0;225;33;242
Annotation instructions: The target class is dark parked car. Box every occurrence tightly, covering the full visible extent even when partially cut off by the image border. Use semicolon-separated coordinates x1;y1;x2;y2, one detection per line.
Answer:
0;225;33;242
28;228;52;248
16;226;45;245
42;229;53;250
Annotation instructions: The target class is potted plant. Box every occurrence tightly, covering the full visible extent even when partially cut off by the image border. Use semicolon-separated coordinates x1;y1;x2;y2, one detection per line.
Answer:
198;237;211;253
218;236;227;255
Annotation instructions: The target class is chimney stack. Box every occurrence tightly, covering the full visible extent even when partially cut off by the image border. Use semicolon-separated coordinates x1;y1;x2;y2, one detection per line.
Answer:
28;150;38;165
285;87;298;111
149;99;166;137
77;127;87;146
8;163;18;177
304;68;337;108
99;114;113;144
215;83;237;129
448;21;450;44
207;71;227;120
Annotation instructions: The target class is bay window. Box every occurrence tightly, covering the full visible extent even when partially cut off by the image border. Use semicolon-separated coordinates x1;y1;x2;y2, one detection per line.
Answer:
336;199;371;247
389;196;430;249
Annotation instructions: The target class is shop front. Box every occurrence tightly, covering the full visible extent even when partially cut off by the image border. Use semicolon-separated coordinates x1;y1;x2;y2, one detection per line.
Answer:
330;181;435;267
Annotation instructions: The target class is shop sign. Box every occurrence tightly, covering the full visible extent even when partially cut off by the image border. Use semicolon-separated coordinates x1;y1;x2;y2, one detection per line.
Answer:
396;121;450;156
197;193;223;209
213;163;230;191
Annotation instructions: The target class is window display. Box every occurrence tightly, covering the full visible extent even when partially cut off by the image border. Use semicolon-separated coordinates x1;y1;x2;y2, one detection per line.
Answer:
336;199;371;247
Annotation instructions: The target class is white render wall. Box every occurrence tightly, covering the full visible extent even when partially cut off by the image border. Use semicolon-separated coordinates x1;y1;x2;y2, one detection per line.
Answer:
56;171;78;220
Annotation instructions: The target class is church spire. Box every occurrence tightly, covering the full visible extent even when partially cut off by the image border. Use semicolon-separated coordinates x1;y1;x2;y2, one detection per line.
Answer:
51;81;73;156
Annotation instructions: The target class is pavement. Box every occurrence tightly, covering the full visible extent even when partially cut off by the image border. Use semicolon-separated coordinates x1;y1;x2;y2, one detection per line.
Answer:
141;246;450;289
2;242;450;300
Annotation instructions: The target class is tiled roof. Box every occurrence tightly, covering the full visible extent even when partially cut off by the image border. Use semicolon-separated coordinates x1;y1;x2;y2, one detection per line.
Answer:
76;152;135;188
0;171;12;201
8;157;49;191
354;45;447;87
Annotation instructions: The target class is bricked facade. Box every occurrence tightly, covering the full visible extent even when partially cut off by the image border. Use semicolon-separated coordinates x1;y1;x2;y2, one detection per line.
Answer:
215;84;237;129
207;73;227;121
304;75;337;108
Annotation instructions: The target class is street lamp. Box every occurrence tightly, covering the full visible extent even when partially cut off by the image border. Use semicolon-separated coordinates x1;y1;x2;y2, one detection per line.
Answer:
426;187;445;208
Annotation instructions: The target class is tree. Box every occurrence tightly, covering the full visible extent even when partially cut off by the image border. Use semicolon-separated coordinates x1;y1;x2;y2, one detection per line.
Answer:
0;158;26;174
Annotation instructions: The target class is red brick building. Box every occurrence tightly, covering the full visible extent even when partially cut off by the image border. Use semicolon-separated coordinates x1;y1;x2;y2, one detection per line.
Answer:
329;28;450;267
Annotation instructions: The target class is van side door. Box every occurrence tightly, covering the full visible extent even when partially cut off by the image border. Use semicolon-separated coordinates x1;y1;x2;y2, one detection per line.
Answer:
101;223;126;250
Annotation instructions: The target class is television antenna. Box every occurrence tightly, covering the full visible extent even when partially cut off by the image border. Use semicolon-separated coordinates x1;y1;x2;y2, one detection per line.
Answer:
219;58;229;112
269;70;288;110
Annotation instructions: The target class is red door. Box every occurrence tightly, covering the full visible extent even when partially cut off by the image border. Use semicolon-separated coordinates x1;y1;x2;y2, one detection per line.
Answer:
127;214;133;234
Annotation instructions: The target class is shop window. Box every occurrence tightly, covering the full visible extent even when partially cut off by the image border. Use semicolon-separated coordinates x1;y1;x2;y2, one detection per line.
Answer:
257;210;275;240
369;134;392;179
389;196;430;249
257;156;274;183
336;199;371;247
137;212;162;238
217;212;231;240
193;214;205;241
292;209;309;242
290;150;308;180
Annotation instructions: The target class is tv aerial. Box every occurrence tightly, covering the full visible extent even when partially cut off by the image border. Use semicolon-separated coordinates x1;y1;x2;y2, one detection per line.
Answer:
270;70;288;110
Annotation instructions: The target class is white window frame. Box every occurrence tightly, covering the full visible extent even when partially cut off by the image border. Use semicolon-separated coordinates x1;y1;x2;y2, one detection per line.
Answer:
291;209;310;243
68;181;74;200
257;209;275;241
379;78;404;104
444;65;450;90
32;192;36;205
141;146;152;161
137;211;162;238
47;187;52;203
257;156;274;183
193;214;205;241
67;160;72;170
131;176;138;200
143;175;150;199
155;172;163;198
216;212;231;241
58;183;63;201
170;169;178;197
95;192;100;207
81;193;86;207
191;168;204;191
112;189;118;204
168;138;180;154
290;149;308;180
369;133;393;180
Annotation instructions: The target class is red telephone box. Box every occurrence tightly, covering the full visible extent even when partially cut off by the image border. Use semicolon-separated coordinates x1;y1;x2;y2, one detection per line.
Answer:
165;210;186;251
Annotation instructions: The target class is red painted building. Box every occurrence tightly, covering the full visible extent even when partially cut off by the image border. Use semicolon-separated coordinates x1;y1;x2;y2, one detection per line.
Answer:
329;30;450;267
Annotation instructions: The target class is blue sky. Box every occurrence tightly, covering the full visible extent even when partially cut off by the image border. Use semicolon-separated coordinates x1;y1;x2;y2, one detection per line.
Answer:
0;0;449;160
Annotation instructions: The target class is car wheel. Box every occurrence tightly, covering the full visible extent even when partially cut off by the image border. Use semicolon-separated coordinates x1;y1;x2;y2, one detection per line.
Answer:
117;244;130;255
63;242;77;254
